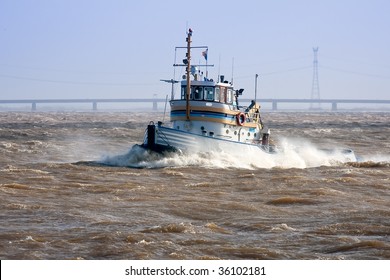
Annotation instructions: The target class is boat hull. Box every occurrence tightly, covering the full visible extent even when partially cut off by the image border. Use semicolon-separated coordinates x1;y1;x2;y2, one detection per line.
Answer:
143;122;274;155
141;122;357;164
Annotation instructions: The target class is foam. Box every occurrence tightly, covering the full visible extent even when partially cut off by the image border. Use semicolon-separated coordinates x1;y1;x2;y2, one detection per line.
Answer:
97;137;376;170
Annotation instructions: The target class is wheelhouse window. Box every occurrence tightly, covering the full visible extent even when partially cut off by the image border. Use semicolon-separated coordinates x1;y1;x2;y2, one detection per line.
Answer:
180;85;217;102
214;87;220;102
219;87;226;103
181;86;193;100
227;89;233;104
204;87;214;101
193;86;203;100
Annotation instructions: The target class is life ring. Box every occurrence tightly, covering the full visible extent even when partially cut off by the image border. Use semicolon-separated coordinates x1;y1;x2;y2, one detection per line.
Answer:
236;112;246;126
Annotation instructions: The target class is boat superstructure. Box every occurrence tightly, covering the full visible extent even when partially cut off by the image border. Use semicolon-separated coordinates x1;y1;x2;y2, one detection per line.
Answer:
141;28;274;155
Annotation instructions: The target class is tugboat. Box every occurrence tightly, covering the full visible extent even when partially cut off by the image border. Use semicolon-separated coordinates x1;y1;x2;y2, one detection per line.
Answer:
141;28;275;156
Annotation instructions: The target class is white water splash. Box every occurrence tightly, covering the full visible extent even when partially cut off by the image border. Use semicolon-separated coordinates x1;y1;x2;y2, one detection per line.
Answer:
99;137;362;169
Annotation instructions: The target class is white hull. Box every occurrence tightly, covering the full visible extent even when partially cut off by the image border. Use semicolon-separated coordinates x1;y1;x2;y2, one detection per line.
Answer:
150;124;274;155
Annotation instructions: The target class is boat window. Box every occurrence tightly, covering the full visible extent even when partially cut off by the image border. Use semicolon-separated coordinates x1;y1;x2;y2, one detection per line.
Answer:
227;89;233;104
214;87;220;102
193;86;203;100
220;87;226;103
181;85;192;100
204;87;214;101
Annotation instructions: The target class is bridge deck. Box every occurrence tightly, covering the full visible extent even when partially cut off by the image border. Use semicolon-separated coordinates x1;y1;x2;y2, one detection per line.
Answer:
0;98;389;111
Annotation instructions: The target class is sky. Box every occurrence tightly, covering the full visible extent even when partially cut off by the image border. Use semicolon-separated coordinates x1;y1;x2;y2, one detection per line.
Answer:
1;0;389;101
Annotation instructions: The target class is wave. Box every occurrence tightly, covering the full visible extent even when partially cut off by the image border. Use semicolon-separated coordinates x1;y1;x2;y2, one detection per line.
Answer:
345;161;390;168
325;240;388;254
345;154;390;168
266;196;318;205
87;137;387;170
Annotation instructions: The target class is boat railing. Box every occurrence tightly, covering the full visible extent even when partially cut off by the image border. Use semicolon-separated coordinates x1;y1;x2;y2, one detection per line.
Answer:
240;107;261;125
246;111;260;123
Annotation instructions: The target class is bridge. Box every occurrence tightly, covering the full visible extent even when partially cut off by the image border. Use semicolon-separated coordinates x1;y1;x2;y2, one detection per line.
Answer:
250;98;390;111
0;98;389;111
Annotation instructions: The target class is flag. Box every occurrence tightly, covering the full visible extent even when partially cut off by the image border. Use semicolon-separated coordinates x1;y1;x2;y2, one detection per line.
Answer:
202;49;208;61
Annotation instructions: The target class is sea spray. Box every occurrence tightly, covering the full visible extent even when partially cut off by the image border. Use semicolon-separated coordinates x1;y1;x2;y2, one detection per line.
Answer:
99;138;358;169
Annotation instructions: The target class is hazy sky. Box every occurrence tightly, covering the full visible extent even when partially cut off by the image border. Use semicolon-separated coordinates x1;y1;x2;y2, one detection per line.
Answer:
1;0;389;101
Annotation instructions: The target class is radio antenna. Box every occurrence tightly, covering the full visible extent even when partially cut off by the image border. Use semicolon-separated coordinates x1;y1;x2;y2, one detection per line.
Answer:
231;57;235;84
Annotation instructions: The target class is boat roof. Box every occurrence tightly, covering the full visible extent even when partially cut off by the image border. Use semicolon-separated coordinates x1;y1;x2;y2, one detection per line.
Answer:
180;79;233;88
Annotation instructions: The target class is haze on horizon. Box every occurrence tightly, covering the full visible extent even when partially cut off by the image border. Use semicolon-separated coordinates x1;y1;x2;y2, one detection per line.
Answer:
1;0;389;102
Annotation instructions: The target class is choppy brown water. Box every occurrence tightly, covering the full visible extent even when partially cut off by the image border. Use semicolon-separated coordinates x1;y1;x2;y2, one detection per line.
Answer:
0;111;389;259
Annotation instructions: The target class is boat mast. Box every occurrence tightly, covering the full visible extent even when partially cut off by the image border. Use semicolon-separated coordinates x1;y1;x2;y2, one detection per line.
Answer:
186;28;192;121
